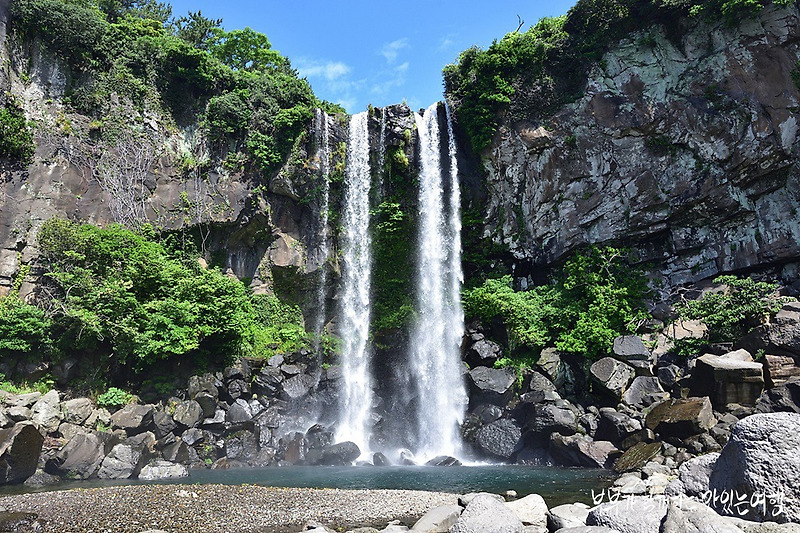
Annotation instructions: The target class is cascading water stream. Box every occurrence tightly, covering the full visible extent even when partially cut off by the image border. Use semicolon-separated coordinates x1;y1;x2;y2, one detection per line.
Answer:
336;111;374;454
409;103;467;460
312;108;331;353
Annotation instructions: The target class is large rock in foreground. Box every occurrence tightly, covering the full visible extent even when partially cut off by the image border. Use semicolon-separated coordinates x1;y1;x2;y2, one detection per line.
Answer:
692;352;764;407
0;422;44;484
451;493;524;533
709;412;800;523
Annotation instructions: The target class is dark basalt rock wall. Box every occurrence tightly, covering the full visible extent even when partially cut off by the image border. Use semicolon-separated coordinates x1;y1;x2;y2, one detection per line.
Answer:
462;4;800;289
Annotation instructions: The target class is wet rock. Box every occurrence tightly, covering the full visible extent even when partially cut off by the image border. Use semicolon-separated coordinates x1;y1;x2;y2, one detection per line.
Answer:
172;400;203;428
110;404;154;434
549;433;618;469
61;398;93;426
612;442;661;473
475;418;522;460
0;422;44;484
645;397;716;439
225;431;259;463
451;493;524;533
465;339;503;368
318;442;360;466
226;398;254;424
709;412;800;522
425;455;462;467
194;392;217;418
305;424;334;450
97;443;143;479
373;452;389;466
253;366;284;396
590;357;635;399
410;504;462;532
692;353;764;407
138;459;188;480
281;374;316;401
468;367;517;407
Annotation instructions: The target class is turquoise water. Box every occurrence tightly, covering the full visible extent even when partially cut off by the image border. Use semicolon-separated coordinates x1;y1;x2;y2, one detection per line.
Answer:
1;466;611;507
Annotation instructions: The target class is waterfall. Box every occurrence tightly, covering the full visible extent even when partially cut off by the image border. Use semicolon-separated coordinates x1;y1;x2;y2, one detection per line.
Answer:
312;108;331;353
409;103;467;460
336;111;374;454
377;107;387;181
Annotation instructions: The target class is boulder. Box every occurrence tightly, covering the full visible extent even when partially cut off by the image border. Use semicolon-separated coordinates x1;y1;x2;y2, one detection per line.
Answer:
58;422;86;442
138;460;188;480
665;452;719;498
709;412;800;523
451;493;524;533
97;443;143;479
590;358;635;398
253;366;284;396
661;498;745;533
658;364;683;389
547;503;590;530
586;495;668;533
762;355;800;389
755;376;800;413
226;379;249;401
187;374;219;400
425;456;461;467
622;377;667;408
525;402;578;437
0;422;44;484
737;310;800;359
474;418;522;460
31;390;62;434
162;440;191;463
645;397;716;439
537;348;570;390
5;406;31;422
4;393;41;408
61;398;93;426
45;432;106;479
466;339;502;368
318;442;360;466
692;353;764;407
595;409;641;444
0;409;10;429
468;367;517;407
612;442;661;473
281;374;316;401
152;410;176;439
194;392;217;418
172;400;203;428
504;493;547;528
226;398;254;424
110;404;154;434
549;433;618;469
613;335;651;360
410;504;462;532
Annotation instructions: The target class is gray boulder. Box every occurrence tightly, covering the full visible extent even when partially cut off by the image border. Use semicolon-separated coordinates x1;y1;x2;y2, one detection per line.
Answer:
595;409;641;444
451;493;524;533
692;353;764;408
504;493;547;528
590;358;635;398
475;418;522;460
172;400;203;428
31;390;62;434
548;503;590;530
45;432;106;479
665;452;720;498
152;410;176;439
187;374;219;400
194;392;217;418
586;496;667;533
645;397;716;439
466;339;502;368
110;404;154;434
622;377;667;408
318;442;360;466
0;422;44;484
410;504;462;532
525;402;578;436
709;412;800;523
138;460;188;480
468;367;517;407
61;398;93;426
281;374;316;401
97;443;143;479
661;497;744;533
226;398;254;424
613;335;651;360
537;348;571;390
549;433;618;469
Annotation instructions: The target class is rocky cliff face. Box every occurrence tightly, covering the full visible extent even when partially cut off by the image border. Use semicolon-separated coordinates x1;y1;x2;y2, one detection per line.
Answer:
474;4;800;290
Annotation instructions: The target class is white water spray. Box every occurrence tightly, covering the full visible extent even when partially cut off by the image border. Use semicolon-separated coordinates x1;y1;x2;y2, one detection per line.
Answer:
336;111;374;454
409;103;467;460
312;108;331;351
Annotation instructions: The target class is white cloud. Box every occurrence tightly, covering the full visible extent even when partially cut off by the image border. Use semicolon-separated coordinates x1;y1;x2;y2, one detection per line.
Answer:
380;38;409;64
295;58;352;81
438;36;455;51
371;62;411;97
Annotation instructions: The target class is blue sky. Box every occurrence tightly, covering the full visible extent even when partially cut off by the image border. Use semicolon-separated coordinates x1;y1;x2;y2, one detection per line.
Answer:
166;0;577;113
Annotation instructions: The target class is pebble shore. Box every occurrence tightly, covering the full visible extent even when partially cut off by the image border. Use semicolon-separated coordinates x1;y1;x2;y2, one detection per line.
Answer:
0;484;459;532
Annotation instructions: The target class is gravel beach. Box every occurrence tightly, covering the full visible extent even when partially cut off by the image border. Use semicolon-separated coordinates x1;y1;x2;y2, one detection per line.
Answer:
0;484;459;532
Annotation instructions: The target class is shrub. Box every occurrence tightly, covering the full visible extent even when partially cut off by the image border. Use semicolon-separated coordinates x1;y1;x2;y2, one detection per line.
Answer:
675;275;785;343
97;386;133;407
0;102;35;164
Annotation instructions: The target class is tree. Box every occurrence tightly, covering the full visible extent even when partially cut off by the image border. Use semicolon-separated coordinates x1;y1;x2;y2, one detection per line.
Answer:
173;10;223;50
98;0;172;23
210;27;288;73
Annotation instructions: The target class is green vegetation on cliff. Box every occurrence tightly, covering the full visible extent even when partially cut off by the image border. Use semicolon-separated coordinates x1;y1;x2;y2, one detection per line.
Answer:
0;98;35;164
0;220;310;384
444;0;795;153
463;246;650;360
8;0;341;173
